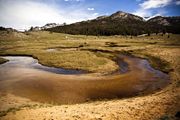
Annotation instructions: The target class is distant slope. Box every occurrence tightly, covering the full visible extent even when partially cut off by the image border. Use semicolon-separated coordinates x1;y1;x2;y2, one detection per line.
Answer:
29;23;60;31
147;16;180;34
46;11;180;36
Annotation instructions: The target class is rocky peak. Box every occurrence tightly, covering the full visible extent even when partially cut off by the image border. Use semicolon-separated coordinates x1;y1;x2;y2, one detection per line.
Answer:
28;23;60;31
110;11;143;21
42;23;59;29
110;11;128;19
148;16;170;26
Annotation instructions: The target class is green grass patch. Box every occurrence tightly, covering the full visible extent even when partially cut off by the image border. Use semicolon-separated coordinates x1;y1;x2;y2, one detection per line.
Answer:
118;50;172;73
0;57;8;64
131;51;173;73
144;54;173;73
0;104;45;117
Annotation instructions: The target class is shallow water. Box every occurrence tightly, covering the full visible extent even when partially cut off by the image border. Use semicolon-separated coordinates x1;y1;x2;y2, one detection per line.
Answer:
0;55;170;104
0;56;84;76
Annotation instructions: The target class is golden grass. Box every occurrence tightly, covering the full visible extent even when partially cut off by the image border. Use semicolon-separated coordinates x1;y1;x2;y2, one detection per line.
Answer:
36;51;118;73
0;31;180;73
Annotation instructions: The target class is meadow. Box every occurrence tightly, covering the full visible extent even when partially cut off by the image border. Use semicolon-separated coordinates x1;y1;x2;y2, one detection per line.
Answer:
0;31;178;74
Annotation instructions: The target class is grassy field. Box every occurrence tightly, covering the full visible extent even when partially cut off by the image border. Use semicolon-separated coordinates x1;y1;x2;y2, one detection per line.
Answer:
0;30;179;74
0;31;180;73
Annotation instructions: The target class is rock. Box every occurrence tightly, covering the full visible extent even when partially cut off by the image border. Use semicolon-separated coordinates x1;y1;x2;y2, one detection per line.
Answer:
175;111;180;118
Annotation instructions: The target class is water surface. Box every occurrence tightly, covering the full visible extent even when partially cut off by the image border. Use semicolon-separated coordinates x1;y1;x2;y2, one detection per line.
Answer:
0;56;84;76
0;55;170;104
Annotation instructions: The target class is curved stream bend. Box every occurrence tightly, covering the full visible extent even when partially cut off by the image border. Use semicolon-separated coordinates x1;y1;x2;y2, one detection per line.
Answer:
0;55;170;104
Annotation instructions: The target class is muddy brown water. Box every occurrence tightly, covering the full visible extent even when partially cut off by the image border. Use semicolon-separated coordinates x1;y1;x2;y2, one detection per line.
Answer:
0;55;169;104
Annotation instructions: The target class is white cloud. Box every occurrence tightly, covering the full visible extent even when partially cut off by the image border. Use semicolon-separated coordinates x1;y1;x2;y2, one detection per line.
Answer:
0;0;97;30
133;9;152;18
134;0;172;18
133;8;167;19
92;13;99;16
140;0;172;9
87;8;94;11
176;1;180;5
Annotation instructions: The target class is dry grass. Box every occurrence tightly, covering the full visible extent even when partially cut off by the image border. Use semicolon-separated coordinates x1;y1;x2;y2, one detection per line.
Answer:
0;31;120;73
1;31;179;74
36;51;118;73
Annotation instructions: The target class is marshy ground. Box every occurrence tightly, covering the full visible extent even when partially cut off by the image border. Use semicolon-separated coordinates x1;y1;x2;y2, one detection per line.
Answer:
0;31;179;120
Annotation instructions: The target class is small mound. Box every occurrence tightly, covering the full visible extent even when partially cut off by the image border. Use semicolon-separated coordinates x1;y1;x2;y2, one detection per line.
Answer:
36;51;119;73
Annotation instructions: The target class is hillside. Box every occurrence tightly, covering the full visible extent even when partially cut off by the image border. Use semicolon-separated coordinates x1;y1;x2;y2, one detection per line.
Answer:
46;11;180;36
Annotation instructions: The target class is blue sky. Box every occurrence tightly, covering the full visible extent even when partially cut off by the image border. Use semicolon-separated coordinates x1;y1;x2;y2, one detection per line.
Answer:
0;0;180;30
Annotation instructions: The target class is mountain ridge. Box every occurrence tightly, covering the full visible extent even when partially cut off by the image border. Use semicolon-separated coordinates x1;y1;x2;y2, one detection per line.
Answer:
109;11;144;21
46;11;180;36
1;11;179;35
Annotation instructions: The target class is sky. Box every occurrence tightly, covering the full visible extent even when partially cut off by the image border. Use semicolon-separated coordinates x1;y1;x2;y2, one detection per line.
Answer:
0;0;180;30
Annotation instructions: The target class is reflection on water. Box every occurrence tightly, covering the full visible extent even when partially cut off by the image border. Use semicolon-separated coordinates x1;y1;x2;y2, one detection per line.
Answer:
0;55;170;104
0;56;84;75
46;48;57;52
